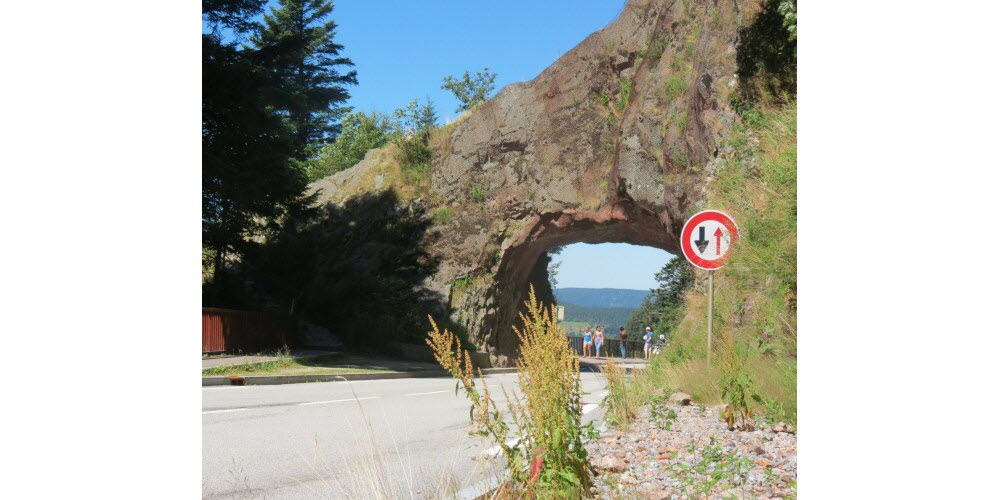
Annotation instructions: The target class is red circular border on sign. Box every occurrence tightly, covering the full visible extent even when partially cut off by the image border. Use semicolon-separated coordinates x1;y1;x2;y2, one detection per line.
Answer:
680;210;740;270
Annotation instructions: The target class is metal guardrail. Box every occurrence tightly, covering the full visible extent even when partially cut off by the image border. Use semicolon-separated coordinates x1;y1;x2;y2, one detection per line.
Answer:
565;336;647;359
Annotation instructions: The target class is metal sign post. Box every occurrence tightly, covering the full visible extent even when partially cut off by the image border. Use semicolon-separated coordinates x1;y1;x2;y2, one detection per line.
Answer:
679;210;739;369
707;270;713;368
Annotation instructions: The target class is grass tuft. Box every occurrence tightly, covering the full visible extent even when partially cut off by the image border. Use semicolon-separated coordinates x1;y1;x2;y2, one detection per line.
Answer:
601;359;639;431
665;73;687;101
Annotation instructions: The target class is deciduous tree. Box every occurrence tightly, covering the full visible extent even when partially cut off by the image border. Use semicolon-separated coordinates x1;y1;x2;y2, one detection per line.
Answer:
441;68;496;112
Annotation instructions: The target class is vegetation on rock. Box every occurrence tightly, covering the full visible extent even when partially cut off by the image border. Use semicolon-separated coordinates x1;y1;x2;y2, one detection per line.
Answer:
640;102;797;424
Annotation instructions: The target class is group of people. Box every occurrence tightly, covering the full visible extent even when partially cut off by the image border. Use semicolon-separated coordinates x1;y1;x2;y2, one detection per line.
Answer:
580;325;663;359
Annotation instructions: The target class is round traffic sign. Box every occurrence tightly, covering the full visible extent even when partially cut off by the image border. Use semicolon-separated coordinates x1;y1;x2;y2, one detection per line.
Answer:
680;210;740;270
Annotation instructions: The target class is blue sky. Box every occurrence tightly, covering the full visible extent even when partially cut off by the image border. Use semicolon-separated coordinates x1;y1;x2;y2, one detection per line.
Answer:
552;243;673;291
333;0;626;120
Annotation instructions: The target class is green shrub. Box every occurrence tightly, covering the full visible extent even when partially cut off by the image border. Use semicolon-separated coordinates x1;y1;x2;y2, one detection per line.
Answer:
665;73;687;101
649;396;678;430
615;78;633;111
307;111;400;181
452;275;473;289
719;339;756;430
441;68;497;113
396;134;433;172
666;437;754;496
674;109;689;131
432;206;455;224
640;35;670;65
468;185;486;203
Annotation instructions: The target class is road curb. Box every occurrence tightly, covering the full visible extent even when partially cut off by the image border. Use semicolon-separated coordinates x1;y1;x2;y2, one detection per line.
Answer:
202;367;519;386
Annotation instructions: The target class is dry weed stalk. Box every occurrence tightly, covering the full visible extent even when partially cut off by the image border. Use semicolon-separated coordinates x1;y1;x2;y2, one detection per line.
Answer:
426;286;592;497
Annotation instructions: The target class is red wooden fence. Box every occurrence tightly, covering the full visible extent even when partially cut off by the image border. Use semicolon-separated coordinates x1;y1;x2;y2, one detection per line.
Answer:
202;308;297;354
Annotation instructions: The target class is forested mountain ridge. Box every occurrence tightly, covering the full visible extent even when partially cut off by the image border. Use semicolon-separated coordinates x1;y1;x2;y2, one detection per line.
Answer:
554;288;649;309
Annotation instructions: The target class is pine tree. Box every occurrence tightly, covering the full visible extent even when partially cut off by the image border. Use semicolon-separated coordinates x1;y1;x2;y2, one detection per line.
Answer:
393;98;436;135
202;0;318;306
253;0;358;158
417;98;438;131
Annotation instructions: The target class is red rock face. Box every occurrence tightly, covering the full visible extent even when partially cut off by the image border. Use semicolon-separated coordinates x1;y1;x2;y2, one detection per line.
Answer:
312;0;761;363
430;0;756;363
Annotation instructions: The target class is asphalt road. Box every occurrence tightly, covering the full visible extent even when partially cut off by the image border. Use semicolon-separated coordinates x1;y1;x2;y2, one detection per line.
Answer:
203;372;609;499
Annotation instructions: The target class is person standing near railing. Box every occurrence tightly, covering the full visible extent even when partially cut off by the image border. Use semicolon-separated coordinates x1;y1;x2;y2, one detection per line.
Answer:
619;326;628;358
643;326;654;360
594;326;604;358
583;327;593;358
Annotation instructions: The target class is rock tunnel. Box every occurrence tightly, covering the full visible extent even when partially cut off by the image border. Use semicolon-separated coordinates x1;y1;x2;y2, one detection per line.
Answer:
310;0;758;364
480;200;682;360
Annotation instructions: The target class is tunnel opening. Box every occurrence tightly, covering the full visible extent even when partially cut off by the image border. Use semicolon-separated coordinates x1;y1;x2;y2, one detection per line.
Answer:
475;199;684;364
549;242;673;355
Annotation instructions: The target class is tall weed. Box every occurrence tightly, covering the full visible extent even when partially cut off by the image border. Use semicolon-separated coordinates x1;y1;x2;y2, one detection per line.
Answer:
719;336;756;430
426;286;592;497
602;359;638;431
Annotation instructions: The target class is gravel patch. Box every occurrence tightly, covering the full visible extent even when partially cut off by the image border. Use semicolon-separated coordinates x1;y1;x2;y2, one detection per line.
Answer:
585;400;797;499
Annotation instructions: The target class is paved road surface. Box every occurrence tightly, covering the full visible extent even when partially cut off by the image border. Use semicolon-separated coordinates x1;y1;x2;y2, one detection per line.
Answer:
203;372;609;498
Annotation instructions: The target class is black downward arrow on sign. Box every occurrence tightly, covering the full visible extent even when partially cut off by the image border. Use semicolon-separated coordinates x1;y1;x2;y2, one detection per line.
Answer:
694;226;709;254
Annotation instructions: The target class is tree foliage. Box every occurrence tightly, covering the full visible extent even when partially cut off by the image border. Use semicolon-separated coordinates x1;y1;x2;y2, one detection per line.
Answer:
734;0;796;105
393;98;438;134
562;303;634;332
392;98;438;172
203;0;310;304
778;0;797;42
252;0;358;156
245;191;441;348
625;257;694;339
305;98;439;181
441;68;497;112
202;0;354;306
306;111;400;180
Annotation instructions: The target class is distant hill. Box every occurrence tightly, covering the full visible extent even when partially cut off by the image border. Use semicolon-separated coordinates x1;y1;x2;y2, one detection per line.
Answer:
554;288;650;309
559;303;634;334
554;288;650;334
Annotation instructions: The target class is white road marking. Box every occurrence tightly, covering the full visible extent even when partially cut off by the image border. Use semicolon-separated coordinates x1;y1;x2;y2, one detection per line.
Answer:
405;390;450;397
298;396;379;406
202;408;248;414
485;437;522;457
582;391;609;415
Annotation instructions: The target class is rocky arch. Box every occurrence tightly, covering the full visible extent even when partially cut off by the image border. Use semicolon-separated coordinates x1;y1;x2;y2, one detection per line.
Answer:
311;0;760;364
479;199;681;360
